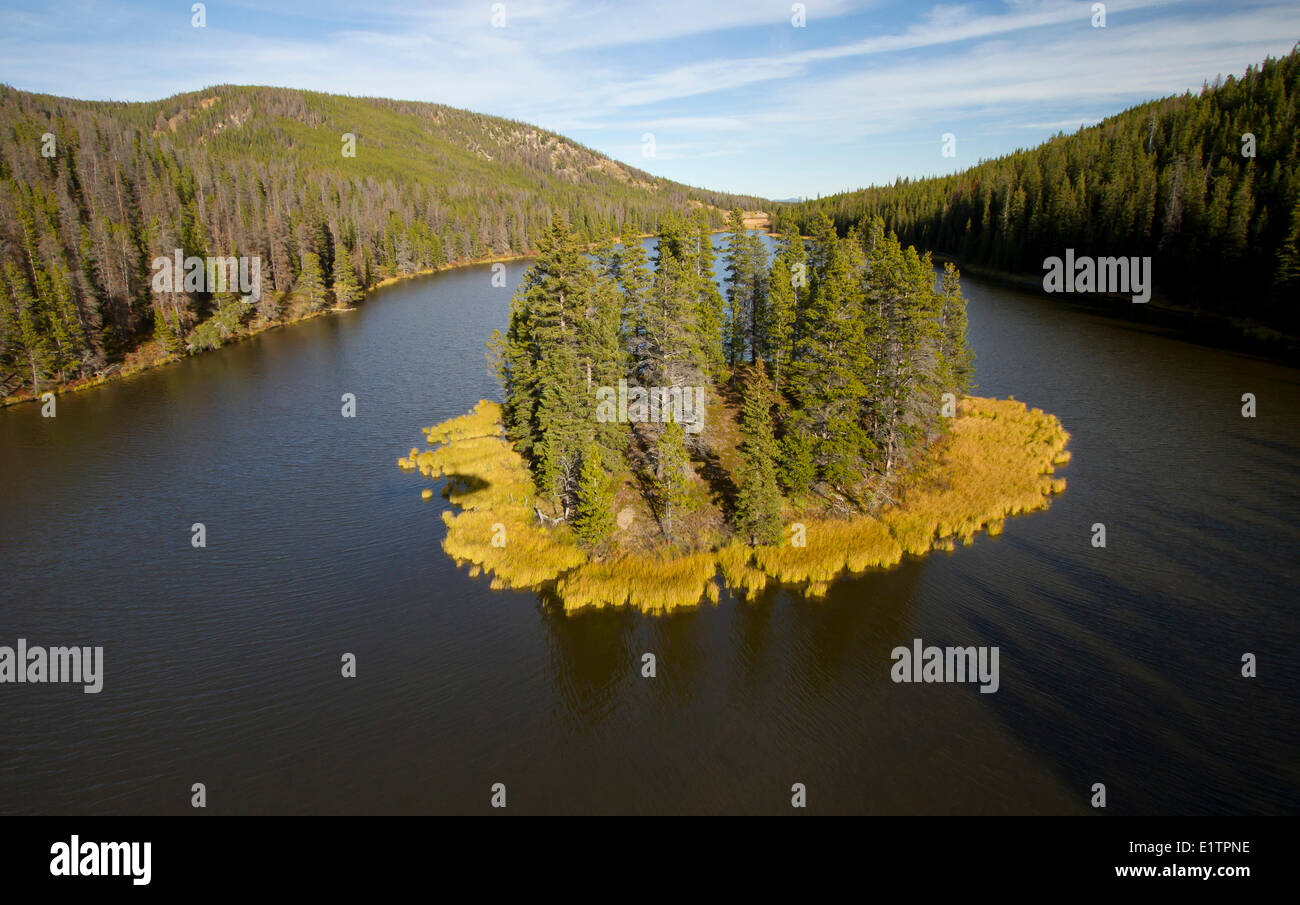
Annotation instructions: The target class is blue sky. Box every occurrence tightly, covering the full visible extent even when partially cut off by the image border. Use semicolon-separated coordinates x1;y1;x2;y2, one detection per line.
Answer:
1;0;1297;199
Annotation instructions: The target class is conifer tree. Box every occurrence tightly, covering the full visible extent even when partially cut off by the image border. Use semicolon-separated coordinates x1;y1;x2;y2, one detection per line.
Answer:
777;410;817;496
496;216;596;508
722;208;751;369
865;229;940;474
788;223;872;488
654;414;694;544
687;210;726;377
1;261;49;390
617;220;653;381
1275;199;1300;290
153;302;181;356
298;251;326;312
734;359;783;545
765;255;796;391
644;253;705;390
743;230;768;363
573;442;616;550
654;213;686;269
331;245;362;308
936;262;975;396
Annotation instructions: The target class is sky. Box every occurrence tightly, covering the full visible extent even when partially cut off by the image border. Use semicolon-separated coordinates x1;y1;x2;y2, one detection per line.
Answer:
1;0;1297;199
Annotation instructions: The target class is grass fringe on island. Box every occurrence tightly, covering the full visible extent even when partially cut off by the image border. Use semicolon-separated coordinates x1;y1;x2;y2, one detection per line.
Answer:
401;396;1069;612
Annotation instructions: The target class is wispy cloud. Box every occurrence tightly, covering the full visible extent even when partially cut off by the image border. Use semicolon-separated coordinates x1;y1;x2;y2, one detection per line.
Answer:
0;0;1295;197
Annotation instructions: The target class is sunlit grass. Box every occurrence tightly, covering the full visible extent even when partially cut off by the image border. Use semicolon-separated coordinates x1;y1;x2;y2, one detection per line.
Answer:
881;396;1070;555
557;551;720;612
400;395;1069;613
411;401;586;588
716;543;770;597
753;516;904;591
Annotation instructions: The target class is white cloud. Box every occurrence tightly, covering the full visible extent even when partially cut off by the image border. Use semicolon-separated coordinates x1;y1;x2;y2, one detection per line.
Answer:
1;0;1296;196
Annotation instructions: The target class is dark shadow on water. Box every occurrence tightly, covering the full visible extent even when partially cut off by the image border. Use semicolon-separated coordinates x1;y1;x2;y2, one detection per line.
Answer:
439;473;491;496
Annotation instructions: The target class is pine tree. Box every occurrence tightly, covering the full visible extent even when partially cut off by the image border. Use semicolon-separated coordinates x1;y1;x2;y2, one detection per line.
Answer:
331;244;362;308
497;216;596;507
655;414;694;544
617;220;653;382
298;251;326;312
734;359;783;545
722;208;751;369
687;210;726;378
788;222;872;488
866;231;941;474
573;443;616;550
643;253;705;390
777;410;817;496
1275;198;1300;290
152;302;182;356
0;261;49;391
744;230;768;362
936;262;975;396
765;254;796;391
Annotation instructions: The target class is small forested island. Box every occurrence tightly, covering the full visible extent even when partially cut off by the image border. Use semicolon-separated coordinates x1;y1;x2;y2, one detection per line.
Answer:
401;211;1070;611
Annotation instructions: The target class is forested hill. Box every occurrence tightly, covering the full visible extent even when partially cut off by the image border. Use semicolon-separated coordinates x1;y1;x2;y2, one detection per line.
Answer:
774;49;1300;334
0;84;765;399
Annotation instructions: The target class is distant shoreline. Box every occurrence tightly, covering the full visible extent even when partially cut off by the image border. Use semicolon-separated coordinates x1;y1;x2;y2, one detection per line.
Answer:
932;252;1300;362
1;217;777;411
0;249;531;410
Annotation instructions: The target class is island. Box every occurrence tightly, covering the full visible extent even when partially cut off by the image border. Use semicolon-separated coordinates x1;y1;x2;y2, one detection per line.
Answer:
400;211;1070;611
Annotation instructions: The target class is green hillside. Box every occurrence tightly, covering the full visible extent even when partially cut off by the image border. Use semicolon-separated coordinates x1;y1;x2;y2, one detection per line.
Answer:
774;49;1300;335
0;84;765;399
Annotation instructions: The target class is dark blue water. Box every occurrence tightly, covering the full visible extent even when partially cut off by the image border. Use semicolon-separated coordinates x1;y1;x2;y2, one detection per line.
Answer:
1;236;1296;814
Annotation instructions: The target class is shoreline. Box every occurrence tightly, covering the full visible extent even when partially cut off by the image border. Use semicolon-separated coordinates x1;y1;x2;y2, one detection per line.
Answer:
930;252;1300;362
1;218;773;411
408;396;1071;613
0;249;533;410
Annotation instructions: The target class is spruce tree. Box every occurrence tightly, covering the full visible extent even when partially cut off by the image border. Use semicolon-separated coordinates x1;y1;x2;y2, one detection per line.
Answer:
722;208;750;369
654;415;694;544
788;223;872;488
734;359;783;545
496;216;597;508
687;210;726;378
298;251;326;312
617;220;653;381
765;256;796;392
936;262;975;397
777;410;817;496
744;230;768;363
331;245;362;308
643;253;705;390
573;443;616;550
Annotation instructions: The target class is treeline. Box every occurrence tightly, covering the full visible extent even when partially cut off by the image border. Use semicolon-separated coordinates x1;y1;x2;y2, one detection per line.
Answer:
494;209;973;551
0;84;764;397
775;48;1300;332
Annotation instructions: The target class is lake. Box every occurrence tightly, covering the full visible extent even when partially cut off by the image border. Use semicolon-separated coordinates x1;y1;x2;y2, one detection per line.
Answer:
1;234;1297;814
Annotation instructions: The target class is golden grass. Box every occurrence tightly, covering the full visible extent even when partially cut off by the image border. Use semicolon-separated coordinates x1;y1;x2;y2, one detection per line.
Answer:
410;401;587;588
880;396;1070;556
716;543;770;597
400;395;1069;613
557;551;720;612
753;517;903;591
